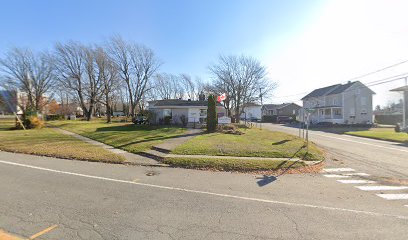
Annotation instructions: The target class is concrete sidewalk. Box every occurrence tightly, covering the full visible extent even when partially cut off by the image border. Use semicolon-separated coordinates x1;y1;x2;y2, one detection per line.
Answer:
53;128;167;167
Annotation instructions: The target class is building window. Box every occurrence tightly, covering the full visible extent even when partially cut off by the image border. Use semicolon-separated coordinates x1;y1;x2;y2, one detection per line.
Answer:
350;108;355;116
361;109;367;114
163;109;172;117
199;109;207;117
334;109;342;116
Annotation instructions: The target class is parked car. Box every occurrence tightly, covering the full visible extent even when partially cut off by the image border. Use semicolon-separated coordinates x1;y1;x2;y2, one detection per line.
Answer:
133;114;148;125
276;116;293;124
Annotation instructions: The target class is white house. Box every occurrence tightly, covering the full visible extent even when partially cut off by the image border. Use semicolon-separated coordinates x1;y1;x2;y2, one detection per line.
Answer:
240;103;262;121
148;99;226;126
301;81;375;124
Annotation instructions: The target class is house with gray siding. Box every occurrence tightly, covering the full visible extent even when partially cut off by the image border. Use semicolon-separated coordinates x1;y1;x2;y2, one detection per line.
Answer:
261;103;301;117
301;81;375;124
148;99;226;126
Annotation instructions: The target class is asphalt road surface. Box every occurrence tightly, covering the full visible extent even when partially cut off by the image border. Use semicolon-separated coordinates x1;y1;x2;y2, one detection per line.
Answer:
0;151;408;239
262;123;408;181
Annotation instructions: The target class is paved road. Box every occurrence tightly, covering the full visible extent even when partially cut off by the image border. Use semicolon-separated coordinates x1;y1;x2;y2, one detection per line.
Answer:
0;151;408;239
262;123;408;181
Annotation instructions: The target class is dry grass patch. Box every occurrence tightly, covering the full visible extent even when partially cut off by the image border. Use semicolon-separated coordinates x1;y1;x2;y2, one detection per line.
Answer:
0;123;125;163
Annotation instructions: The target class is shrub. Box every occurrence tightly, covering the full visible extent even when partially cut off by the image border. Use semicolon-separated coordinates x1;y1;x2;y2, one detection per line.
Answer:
217;124;244;135
164;116;172;125
16;116;45;129
180;115;187;127
395;124;401;133
262;115;277;123
207;95;217;132
45;114;64;121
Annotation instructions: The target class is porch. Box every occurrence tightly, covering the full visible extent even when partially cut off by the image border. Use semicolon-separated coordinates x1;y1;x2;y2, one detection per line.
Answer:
312;107;344;124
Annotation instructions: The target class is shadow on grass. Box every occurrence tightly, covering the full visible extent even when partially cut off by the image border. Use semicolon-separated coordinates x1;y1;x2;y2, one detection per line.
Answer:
272;139;291;145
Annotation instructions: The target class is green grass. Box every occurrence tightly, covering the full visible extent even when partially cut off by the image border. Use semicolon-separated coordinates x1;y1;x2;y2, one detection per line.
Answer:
345;128;408;143
0;118;125;163
164;156;305;172
0;117;15;130
173;127;324;161
48;119;186;153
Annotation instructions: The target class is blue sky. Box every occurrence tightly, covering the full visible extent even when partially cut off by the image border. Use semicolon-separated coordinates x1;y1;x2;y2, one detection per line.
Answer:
2;0;407;106
0;0;322;82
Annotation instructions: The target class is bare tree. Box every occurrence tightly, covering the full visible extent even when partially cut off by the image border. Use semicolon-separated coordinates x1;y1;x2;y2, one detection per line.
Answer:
108;36;161;120
209;55;275;122
180;73;196;100
53;41;104;121
95;47;120;123
0;48;54;114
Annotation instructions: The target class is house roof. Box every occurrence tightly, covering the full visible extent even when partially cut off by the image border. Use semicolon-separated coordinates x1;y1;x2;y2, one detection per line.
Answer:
390;85;408;92
149;99;222;107
301;84;341;100
301;81;374;100
262;103;299;110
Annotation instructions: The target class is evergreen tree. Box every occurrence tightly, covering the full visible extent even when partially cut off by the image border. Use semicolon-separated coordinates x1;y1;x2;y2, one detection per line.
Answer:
207;95;217;132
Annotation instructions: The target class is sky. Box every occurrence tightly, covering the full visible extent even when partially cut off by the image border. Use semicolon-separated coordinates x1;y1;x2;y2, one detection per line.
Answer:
1;0;407;107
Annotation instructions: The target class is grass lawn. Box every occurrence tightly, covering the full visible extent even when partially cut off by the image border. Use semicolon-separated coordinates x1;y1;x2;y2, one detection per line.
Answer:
345;127;408;143
48;119;186;153
0;118;125;163
164;156;305;172
172;127;324;161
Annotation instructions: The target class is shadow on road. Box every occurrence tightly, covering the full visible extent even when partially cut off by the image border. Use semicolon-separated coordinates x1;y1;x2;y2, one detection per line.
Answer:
256;175;277;187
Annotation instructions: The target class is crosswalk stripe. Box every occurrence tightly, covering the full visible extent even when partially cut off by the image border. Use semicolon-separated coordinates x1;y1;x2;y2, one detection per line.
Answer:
356;185;408;191
323;174;350;178
376;194;408;200
337;179;376;184
323;168;355;172
343;173;370;176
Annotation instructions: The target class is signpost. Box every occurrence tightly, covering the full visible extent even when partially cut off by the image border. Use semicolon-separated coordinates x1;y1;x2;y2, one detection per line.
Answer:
218;116;232;125
303;108;315;153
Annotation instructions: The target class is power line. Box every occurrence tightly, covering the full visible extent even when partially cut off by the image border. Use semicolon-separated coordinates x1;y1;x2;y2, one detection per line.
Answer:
343;59;408;83
276;73;408;103
272;59;408;100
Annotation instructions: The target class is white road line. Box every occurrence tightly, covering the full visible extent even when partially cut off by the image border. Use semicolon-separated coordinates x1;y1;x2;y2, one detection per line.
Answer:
356;186;408;191
377;194;408;200
0;159;408;220
323;174;350;178
337;180;376;184
269;125;408;154
311;132;408;154
343;173;370;176
323;168;355;172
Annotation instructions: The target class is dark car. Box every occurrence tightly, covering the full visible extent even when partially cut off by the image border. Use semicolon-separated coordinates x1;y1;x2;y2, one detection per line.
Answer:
276;116;293;124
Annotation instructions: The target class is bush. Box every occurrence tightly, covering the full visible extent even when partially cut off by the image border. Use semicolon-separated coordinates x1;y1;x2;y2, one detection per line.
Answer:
16;116;45;129
262;115;277;123
395;124;401;133
217;124;244;135
45;114;64;121
180;115;187;127
164;116;172;125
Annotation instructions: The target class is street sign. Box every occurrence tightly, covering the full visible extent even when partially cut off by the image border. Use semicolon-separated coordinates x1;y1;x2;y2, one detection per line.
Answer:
218;116;231;124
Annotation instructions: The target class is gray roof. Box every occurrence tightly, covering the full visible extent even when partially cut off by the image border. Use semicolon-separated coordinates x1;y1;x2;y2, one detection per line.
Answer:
149;99;222;107
262;103;299;110
301;81;371;100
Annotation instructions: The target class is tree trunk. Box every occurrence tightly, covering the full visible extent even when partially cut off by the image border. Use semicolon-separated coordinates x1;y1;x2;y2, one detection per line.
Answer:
106;94;111;123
